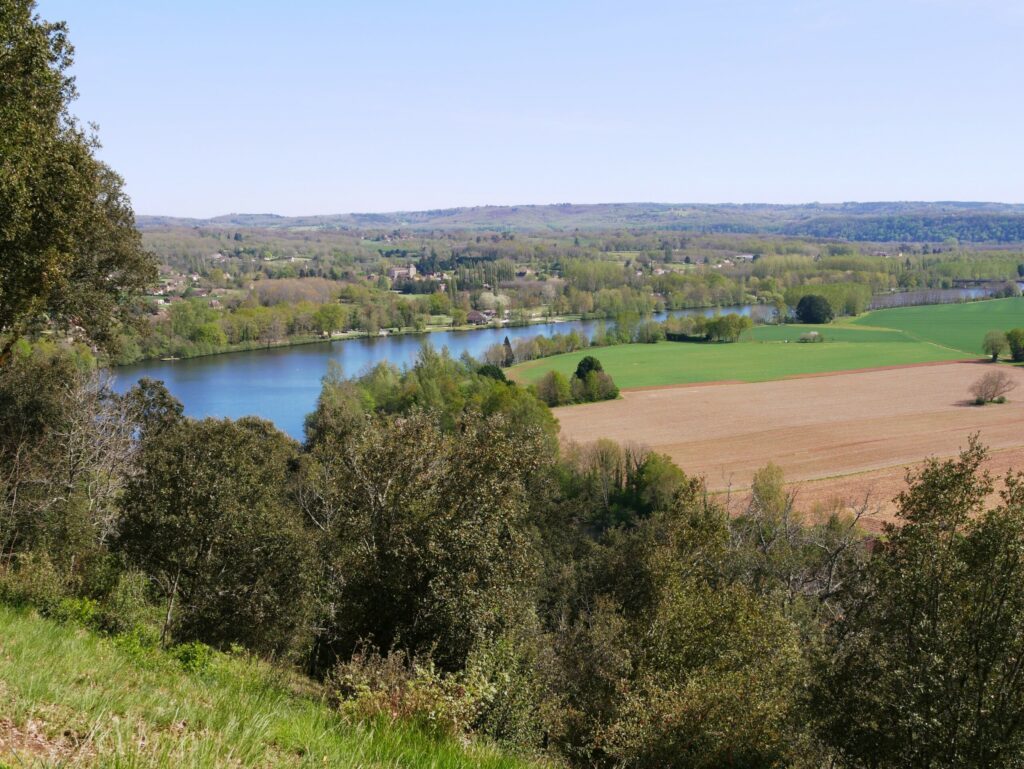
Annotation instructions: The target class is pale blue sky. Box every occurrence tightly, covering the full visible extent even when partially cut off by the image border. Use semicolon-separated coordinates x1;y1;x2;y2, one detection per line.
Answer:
38;0;1024;217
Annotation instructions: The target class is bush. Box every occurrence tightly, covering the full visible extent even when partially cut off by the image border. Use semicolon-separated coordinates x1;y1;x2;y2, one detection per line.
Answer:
49;596;100;628
476;364;507;382
100;570;157;635
0;551;65;611
329;648;491;740
466;636;547;751
574;355;604;380
585;370;619;401
171;640;215;674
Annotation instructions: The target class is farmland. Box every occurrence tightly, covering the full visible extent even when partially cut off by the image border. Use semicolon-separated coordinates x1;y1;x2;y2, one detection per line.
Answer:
551;362;1024;529
851;296;1024;355
511;298;1024;390
510;323;968;390
511;299;1024;528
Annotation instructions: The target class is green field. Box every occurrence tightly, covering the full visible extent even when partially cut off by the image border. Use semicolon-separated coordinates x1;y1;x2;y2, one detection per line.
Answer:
0;605;538;769
508;301;1021;390
851;297;1024;355
512;336;964;390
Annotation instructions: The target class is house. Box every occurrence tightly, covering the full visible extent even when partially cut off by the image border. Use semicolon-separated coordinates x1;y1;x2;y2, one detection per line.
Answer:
466;310;489;325
388;264;417;281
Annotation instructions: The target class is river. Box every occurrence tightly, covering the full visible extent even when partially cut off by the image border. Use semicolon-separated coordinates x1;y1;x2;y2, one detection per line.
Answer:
114;286;1013;439
113;305;761;439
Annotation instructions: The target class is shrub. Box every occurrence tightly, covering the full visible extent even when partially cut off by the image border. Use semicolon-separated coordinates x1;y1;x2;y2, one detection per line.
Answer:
476;364;507;382
466;634;547;751
0;551;65;611
585;370;619;401
329;648;491;740
100;570;157;635
704;313;753;342
970;370;1017;403
49;596;101;628
171;641;215;674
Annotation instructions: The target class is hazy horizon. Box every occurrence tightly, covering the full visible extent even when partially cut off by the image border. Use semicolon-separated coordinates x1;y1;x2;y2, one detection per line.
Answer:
39;1;1024;218
137;199;1023;221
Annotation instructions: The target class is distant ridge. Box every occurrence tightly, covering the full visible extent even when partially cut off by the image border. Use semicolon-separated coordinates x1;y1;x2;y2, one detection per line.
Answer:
137;201;1024;242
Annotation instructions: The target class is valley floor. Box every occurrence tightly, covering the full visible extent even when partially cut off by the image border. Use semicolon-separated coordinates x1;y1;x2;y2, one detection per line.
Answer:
553;361;1024;530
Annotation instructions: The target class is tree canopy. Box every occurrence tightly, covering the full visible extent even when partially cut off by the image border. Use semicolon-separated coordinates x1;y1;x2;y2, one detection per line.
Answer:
795;294;835;324
0;0;155;359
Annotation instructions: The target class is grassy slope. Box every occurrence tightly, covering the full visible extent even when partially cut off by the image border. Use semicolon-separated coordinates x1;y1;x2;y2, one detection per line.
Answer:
0;606;541;769
851;296;1024;355
511;323;965;390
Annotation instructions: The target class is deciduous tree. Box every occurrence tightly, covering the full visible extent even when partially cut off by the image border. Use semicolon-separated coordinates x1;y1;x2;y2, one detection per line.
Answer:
982;330;1008;361
0;0;156;359
814;440;1024;768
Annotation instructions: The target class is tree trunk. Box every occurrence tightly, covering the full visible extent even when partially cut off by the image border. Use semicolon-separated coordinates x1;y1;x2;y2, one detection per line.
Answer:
161;567;181;647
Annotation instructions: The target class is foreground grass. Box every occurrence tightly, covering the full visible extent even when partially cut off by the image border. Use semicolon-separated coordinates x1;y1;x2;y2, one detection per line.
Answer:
0;605;542;769
852;296;1024;355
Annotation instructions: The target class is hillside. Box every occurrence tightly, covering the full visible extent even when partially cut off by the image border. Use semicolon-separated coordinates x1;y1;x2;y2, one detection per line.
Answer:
0;606;542;769
137;201;1024;241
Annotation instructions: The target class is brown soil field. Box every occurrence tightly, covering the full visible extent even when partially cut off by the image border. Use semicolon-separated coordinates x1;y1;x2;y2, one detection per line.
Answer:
553;362;1024;531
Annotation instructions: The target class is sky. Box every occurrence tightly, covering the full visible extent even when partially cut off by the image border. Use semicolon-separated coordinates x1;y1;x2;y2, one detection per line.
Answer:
37;0;1024;217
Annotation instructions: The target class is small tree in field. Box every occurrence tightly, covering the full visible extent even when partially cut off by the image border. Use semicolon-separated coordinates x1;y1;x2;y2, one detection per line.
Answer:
535;370;571;406
574;355;604;381
970;370;1017;404
795;295;834;324
982;330;1008;361
1006;328;1024;362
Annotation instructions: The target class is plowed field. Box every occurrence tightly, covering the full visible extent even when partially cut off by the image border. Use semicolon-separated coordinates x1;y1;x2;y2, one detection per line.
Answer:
553;361;1024;530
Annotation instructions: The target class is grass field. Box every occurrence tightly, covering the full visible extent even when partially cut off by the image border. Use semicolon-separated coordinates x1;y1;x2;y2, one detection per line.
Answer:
851;296;1024;355
0;605;538;769
511;329;965;390
510;298;1024;390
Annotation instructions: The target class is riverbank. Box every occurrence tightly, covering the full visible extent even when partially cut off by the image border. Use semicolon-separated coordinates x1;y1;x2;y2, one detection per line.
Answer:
116;313;598;366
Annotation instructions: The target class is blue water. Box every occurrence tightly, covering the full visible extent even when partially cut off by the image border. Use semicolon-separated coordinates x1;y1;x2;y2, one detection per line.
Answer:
113;305;759;438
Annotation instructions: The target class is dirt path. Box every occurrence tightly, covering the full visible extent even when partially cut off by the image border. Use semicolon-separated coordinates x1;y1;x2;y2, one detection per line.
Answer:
554;362;1024;529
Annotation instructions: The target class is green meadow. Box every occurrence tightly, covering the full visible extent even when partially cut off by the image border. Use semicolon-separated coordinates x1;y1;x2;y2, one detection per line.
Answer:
851;296;1024;355
508;300;1021;390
